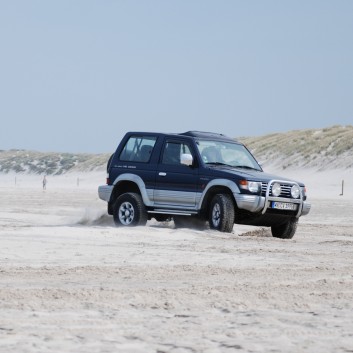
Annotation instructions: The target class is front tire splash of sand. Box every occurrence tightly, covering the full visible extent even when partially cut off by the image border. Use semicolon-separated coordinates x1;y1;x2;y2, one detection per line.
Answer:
76;208;114;226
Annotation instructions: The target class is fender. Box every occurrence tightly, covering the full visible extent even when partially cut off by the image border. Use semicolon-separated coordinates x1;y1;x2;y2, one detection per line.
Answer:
112;173;154;206
197;178;240;209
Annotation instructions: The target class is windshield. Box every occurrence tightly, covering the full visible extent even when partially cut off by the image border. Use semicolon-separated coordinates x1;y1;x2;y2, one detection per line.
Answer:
196;139;262;171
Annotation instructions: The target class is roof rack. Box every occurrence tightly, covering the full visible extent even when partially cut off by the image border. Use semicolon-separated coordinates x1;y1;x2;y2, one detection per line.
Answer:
180;131;235;141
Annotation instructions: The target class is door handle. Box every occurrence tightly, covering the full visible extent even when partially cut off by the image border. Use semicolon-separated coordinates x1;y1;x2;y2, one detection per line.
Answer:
159;172;167;177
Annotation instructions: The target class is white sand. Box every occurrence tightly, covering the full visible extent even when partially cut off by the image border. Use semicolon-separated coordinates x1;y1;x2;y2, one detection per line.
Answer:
0;170;353;353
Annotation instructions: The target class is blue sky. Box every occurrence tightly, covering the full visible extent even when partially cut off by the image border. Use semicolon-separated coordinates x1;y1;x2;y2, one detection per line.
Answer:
1;1;352;153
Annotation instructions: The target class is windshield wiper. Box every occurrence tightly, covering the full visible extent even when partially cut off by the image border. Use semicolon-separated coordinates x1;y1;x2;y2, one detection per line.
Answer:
233;165;261;171
205;162;233;167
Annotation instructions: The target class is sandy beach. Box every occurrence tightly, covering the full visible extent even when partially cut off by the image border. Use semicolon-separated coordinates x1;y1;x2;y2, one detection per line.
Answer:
0;170;353;352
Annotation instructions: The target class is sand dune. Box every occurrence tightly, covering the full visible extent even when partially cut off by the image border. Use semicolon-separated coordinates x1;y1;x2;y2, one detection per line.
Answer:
1;125;353;176
0;170;353;352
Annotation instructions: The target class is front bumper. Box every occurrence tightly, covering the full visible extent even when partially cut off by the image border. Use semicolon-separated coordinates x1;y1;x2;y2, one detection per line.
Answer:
235;194;266;213
234;193;311;217
234;179;311;218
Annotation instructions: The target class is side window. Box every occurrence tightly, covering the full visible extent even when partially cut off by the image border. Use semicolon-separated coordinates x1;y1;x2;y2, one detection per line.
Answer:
162;141;192;165
119;136;157;163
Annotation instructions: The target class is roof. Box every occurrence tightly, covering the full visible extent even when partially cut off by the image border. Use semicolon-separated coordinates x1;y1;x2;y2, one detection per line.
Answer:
126;131;238;143
180;131;237;142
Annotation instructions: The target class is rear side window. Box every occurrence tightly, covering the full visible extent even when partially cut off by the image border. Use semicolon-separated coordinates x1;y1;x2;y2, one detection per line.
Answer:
119;136;157;163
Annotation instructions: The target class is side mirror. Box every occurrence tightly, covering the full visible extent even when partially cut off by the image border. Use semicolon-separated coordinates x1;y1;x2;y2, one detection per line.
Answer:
181;153;193;166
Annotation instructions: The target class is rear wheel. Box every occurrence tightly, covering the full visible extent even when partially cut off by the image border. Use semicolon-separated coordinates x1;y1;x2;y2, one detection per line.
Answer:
113;192;147;227
271;218;298;239
208;194;235;233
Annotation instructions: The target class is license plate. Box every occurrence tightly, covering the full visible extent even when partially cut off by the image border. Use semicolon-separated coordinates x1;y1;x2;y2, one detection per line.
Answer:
271;202;297;211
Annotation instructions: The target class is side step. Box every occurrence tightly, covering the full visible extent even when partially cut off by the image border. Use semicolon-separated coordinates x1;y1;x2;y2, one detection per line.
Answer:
148;209;198;216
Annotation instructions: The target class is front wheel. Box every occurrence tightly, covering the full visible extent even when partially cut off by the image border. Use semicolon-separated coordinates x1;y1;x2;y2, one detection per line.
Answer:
271;218;298;239
208;194;235;233
113;192;147;227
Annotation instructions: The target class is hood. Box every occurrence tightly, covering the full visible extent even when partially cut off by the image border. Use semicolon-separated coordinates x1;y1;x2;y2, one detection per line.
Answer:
206;165;305;186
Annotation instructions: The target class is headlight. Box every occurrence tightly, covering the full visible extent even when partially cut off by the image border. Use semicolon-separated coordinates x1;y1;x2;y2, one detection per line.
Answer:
291;185;301;199
272;182;281;197
248;181;260;193
239;180;261;194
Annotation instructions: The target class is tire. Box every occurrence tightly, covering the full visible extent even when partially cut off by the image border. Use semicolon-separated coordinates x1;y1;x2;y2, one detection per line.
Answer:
113;192;147;227
173;216;207;230
271;218;298;239
208;194;235;233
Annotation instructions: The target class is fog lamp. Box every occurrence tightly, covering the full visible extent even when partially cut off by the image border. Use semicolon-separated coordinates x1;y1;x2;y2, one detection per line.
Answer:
291;185;301;199
272;182;282;197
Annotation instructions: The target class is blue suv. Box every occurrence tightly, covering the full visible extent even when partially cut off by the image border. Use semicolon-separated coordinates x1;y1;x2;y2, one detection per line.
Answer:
98;131;311;238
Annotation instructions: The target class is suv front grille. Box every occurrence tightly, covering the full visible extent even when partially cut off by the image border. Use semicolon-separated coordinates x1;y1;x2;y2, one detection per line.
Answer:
261;182;292;198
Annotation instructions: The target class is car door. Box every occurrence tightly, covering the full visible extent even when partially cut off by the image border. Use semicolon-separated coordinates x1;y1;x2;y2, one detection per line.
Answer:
154;138;199;208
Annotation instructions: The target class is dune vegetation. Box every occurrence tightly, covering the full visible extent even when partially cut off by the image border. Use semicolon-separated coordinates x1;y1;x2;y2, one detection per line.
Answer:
0;150;108;175
240;125;353;171
1;125;352;175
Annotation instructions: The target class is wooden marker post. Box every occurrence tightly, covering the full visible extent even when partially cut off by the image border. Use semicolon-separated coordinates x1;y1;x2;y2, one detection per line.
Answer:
340;180;344;196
